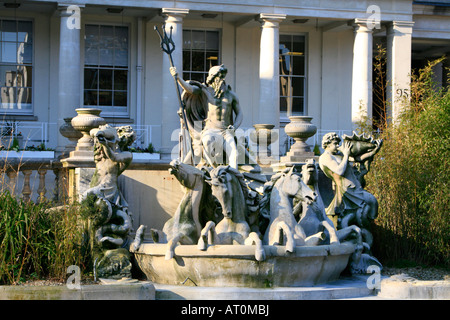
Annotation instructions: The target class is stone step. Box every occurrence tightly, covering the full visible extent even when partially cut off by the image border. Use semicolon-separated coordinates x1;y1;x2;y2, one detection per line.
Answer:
154;276;376;300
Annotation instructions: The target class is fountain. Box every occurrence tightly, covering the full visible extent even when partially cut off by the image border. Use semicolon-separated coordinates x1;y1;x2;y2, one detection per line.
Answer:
75;27;383;290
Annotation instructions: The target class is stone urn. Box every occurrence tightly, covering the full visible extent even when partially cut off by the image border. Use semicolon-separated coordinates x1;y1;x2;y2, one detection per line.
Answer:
71;108;106;152
59;117;83;153
284;116;317;153
281;116;317;164
249;124;278;164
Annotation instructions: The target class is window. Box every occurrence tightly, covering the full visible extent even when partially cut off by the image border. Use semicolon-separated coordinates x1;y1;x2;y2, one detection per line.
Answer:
183;30;220;83
83;24;129;115
0;20;33;113
279;34;306;118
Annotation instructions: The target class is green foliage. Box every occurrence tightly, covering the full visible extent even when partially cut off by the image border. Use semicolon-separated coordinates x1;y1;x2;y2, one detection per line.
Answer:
0;192;88;285
363;57;450;267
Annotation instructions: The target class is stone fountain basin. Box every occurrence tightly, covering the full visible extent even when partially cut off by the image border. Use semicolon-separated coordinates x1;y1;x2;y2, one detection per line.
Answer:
133;242;355;288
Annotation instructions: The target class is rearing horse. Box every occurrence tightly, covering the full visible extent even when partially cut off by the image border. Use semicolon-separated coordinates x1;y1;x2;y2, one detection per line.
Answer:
262;167;325;253
200;166;265;261
150;160;217;260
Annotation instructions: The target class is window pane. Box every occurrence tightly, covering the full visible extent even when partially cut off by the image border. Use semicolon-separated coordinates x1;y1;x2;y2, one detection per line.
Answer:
192;51;205;72
191;31;205;50
85;46;99;66
99;69;112;89
98;91;112;106
84;90;98;105
85;25;99;46
292;97;304;114
17;87;32;105
22;66;32;87
100;26;114;48
206;51;219;70
292;36;305;53
113;91;127;106
114;70;127;90
1;20;17;42
183;50;191;72
183;30;191;49
1;42;17;63
114;49;128;67
280;76;294;97
84;68;98;89
99;48;113;66
292;77;304;97
190;73;205;83
279;53;292;76
293;56;305;76
115;26;128;49
18;21;32;43
280;96;287;113
205;31;219;50
18;43;32;64
0;65;17;86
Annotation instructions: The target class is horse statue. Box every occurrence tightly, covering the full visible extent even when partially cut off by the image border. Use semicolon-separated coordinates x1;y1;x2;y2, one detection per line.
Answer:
261;166;325;253
150;160;218;260
199;166;266;261
296;159;340;244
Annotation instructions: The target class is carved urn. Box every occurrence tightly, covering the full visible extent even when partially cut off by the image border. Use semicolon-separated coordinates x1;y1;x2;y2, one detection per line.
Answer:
71;108;106;151
59;117;83;152
284;116;317;153
249;124;278;164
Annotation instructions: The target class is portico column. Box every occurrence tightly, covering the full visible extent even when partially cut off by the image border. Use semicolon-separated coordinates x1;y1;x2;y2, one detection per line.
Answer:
351;19;373;128
160;8;189;159
386;21;414;123
258;14;286;127
57;4;83;153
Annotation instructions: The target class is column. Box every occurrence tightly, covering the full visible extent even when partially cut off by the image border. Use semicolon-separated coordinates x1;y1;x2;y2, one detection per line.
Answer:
160;8;189;159
386;21;414;123
57;4;83;153
258;14;286;127
351;19;373;128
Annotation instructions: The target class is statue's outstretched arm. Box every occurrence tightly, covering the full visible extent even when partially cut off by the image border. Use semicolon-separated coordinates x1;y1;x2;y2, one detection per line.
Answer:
170;66;202;95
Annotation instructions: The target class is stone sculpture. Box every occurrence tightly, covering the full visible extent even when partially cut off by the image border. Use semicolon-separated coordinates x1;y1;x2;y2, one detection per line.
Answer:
171;65;260;173
199;165;266;261
260;166;325;252
150;159;218;260
319;131;383;273
80;124;136;280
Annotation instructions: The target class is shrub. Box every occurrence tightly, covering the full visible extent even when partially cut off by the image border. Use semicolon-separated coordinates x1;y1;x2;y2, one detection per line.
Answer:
364;56;450;267
0;192;88;285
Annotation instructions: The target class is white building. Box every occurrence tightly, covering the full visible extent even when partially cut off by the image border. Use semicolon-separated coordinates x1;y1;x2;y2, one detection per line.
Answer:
0;0;449;159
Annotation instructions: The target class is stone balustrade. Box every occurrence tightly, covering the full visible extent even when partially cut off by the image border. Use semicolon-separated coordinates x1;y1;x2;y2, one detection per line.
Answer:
0;159;68;204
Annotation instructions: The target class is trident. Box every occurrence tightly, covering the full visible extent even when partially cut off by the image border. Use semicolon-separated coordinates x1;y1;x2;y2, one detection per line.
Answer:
154;24;193;163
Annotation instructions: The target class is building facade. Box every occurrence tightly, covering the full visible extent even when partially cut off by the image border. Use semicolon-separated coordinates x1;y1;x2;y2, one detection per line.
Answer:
1;0;449;159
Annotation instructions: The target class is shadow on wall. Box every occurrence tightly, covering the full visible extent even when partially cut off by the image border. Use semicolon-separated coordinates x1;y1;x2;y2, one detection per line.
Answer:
118;169;184;235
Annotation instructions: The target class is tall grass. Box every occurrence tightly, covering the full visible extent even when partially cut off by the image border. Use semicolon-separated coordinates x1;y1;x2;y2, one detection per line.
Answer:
0;191;87;285
363;54;450;267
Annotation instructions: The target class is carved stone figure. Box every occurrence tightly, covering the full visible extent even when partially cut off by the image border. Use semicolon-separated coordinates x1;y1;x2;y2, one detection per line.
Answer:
150;159;218;260
318;132;383;273
80;124;136;279
260;166;325;253
200;165;266;261
170;65;243;170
